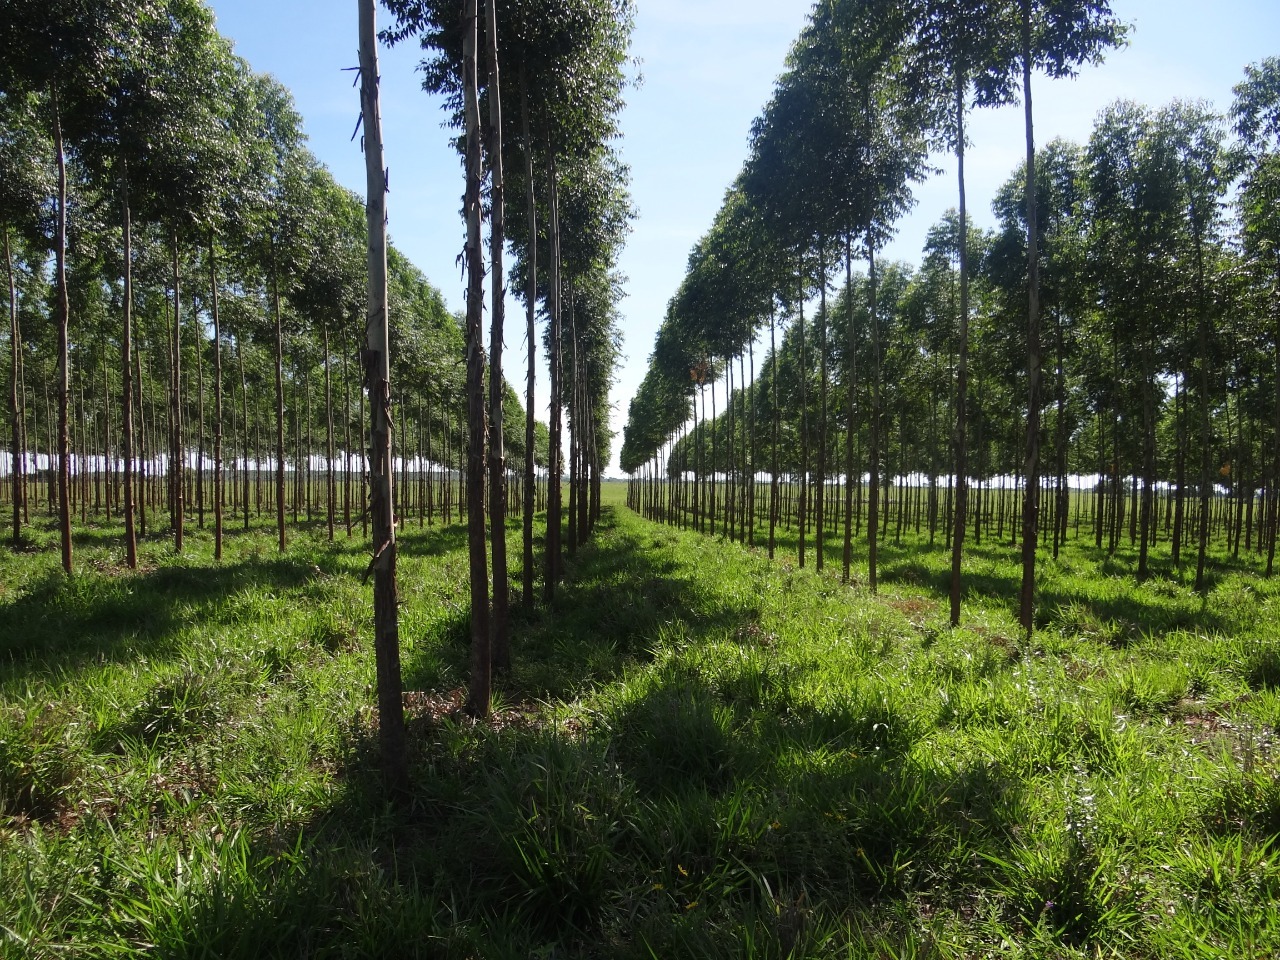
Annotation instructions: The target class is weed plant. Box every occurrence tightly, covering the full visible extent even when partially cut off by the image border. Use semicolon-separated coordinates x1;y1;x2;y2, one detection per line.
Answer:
2;490;1279;958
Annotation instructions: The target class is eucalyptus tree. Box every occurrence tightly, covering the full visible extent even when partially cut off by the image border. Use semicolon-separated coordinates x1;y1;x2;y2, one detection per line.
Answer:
358;0;409;797
509;0;633;600
1038;140;1089;557
385;0;634;624
132;0;238;554
622;310;705;514
259;149;334;547
822;0;930;590
649;177;766;542
753;18;851;571
459;0;492;717
1232;59;1280;574
979;0;1126;631
683;183;780;536
0;0;143;572
482;0;512;673
543;141;630;560
987;138;1088;558
165;50;274;560
561;268;620;539
494;0;633;608
202;58;270;560
65;0;232;564
906;0;1015;624
742;67;829;568
234;72;304;553
282;172;366;541
620;344;691;478
1085;100;1187;581
628;0;927;576
0;91;52;547
1153;102;1230;592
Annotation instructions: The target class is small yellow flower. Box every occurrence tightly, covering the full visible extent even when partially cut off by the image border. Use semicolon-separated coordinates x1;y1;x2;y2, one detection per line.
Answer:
685;901;699;911
651;882;664;891
677;864;688;877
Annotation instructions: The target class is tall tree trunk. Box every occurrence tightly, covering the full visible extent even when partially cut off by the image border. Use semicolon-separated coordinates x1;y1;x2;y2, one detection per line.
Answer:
485;0;509;672
1139;344;1155;581
816;242;828;573
8;228;24;547
520;66;537;612
463;0;491;716
17;314;27;526
306;366;314;523
53;99;72;574
748;339;756;547
237;318;250;530
868;238;881;595
710;356;718;538
101;347;111;520
271;241;286;552
544;146;563;601
169;227;184;553
1054;308;1068;558
1193;182;1214;592
344;335;353;536
359;0;408;797
1173;369;1186;563
137;347;148;537
1018;6;1041;635
769;304;778;559
577;356;589;543
739;353;748;541
842;234;856;582
798;270;808;569
76;370;86;524
324;323;335;541
1269;304;1280;577
568;308;579;554
726;357;735;540
697;379;705;533
949;75;970;627
209;234;223;560
196;277;206;531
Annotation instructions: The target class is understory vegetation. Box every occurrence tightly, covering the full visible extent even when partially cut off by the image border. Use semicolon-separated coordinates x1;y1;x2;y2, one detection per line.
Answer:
4;488;1279;958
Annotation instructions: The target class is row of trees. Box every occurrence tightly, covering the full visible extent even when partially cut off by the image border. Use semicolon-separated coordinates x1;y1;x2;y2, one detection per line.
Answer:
1;0;548;582
383;0;635;718
622;0;1280;629
0;216;542;534
1;0;636;790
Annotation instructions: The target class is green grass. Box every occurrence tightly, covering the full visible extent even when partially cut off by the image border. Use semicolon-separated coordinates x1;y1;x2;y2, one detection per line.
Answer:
2;495;1280;958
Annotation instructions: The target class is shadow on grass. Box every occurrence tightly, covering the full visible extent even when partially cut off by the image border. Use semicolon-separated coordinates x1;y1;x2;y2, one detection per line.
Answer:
671;509;1243;641
199;652;1028;958
0;556;330;680
397;522;471;559
399;508;743;702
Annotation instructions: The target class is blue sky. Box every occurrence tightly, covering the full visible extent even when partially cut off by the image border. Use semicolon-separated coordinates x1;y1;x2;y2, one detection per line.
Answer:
207;0;1280;475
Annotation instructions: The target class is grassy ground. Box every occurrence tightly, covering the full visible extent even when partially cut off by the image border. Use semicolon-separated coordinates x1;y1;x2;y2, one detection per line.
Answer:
3;491;1280;958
